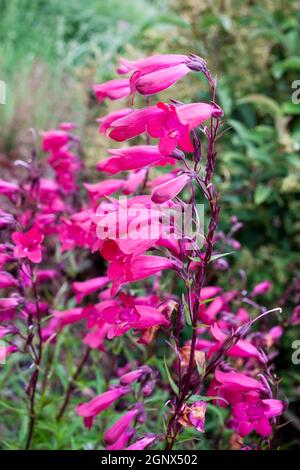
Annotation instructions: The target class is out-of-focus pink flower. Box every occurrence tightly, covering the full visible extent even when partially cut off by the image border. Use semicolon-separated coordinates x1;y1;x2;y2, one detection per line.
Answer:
83;322;110;350
36;269;59;284
0;344;17;363
122;169;147;195
106;429;135;450
291;305;300;325
0;180;20;198
52;307;87;329
119;366;151;385
0;271;18;289
84;180;125;203
0;211;15;230
41;130;70;152
104;408;140;444
93;79;130;103
251;280;272;297
124;434;156;450
12;227;44;263
151;173;190;204
76;386;130;429
232;392;284;437
109;102;222;155
72;276;109;303
263;326;283;348
97;145;175;174
97;108;133;136
59;122;77;131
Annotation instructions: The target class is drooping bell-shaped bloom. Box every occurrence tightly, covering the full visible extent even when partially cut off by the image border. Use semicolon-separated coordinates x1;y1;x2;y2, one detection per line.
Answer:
251;280;272;297
72;276;109;303
12;227;44;263
97;145;175;175
97;108;134;136
151;173;191;204
104;408;140;444
124;434;157;450
123;169;147;195
232;392;284;437
76;386;130;429
93;79;131;103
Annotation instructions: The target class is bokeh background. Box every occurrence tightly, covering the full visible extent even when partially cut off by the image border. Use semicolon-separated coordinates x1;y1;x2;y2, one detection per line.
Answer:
0;0;299;448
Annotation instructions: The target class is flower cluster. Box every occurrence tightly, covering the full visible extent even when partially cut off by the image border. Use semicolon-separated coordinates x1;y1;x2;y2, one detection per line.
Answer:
0;52;289;451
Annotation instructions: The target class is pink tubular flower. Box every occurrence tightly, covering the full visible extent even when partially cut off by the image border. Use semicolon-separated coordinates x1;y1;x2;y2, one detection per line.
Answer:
97;108;134;136
93;79;130;103
0;271;18;289
232;392;284;437
107;255;180;294
0;180;20;198
210;323;263;361
84;180;125;203
104;408;140;444
52;307;87;329
76;386;130;429
119;366;151;385
215;369;266;393
12;227;44;263
72;276;109;303
131;64;190;96
251;280;272;297
118;54;190;74
106;429;135;450
109;102;222;155
151;173;191;204
97;145;175;174
124;434;157;450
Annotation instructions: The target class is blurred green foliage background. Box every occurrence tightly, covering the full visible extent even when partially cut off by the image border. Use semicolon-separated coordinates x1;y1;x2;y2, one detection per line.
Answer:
0;0;299;449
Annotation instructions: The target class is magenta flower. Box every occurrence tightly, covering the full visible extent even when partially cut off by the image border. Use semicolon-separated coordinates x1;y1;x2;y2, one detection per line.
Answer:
97;108;133;135
109;102;222;155
72;276;109;303
76;386;130;429
119;366;151;385
12;227;44;263
41;129;70;152
117;54;190;75
93;79;130;103
0;179;20;198
151;172;191;204
84;180;125;203
104;408;140;444
0;271;18;289
106;429;135;450
232;392;284;437
131;64;190;96
97;145;175;174
124;434;157;450
251;280;272;297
